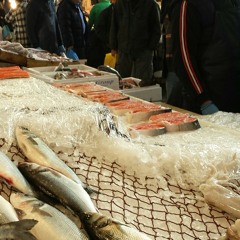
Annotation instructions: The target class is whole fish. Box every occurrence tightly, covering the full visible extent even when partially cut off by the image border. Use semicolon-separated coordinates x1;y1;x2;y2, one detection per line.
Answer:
0;195;19;224
18;163;151;240
0;151;34;195
11;193;89;240
82;212;152;240
15;126;94;193
0;219;37;240
18;162;98;216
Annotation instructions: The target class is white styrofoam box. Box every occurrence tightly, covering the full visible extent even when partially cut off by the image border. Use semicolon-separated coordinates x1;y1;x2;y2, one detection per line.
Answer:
26;65;120;90
122;84;162;102
27;64;96;73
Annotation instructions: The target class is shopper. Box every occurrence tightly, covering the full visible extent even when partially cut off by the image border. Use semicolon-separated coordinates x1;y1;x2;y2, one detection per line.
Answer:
5;0;31;48
87;0;110;31
86;0;111;67
89;0;116;67
169;0;240;114
57;0;87;59
26;0;65;55
110;0;161;86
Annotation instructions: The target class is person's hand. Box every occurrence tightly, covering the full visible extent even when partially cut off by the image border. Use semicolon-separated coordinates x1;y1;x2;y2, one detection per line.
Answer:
66;49;79;60
200;101;219;115
57;45;66;56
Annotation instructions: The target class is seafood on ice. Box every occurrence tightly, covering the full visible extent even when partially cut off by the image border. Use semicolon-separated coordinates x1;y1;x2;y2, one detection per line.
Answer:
11;193;89;240
83;212;152;240
18;162;152;239
15;126;88;189
0;219;37;240
0;195;19;224
0;151;34;195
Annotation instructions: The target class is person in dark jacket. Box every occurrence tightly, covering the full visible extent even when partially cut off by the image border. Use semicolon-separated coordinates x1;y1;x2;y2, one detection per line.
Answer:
170;0;240;114
161;0;183;108
110;0;161;86
90;0;116;66
26;0;65;55
57;0;87;59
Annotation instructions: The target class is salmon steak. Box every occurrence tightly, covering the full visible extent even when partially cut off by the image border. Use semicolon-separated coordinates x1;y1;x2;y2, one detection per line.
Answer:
149;111;201;132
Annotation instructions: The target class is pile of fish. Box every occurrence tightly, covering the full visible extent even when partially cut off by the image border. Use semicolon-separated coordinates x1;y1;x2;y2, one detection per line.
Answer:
0;126;152;239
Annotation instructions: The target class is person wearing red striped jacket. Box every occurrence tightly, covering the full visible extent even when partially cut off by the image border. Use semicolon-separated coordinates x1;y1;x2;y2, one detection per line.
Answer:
169;0;240;114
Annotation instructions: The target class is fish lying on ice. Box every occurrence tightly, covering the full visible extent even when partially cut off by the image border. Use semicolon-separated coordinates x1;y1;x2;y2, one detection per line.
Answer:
18;162;151;240
15;126;94;193
11;192;89;240
0;151;34;195
0;195;19;224
82;212;152;240
18;162;98;216
0;219;37;240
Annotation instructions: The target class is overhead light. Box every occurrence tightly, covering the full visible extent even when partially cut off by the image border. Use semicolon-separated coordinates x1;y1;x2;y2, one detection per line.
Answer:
9;0;17;9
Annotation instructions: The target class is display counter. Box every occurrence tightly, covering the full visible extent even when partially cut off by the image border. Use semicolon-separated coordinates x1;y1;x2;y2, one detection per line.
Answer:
0;72;239;239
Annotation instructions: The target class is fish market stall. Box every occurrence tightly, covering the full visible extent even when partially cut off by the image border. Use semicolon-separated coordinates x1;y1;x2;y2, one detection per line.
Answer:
0;71;240;239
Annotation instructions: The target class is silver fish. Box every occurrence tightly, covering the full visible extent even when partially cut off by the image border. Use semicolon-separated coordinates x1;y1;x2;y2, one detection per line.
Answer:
11;193;89;240
82;212;152;240
0;219;37;240
15;126;82;184
0;151;34;195
18;162;98;216
16;127;96;194
0;195;19;224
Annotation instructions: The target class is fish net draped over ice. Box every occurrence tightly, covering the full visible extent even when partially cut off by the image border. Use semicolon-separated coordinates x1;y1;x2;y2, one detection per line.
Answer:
0;78;240;239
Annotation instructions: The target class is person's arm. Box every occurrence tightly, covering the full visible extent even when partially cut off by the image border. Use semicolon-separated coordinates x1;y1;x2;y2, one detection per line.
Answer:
57;6;74;49
87;5;96;31
109;3;118;55
148;1;161;50
171;1;217;111
26;3;39;48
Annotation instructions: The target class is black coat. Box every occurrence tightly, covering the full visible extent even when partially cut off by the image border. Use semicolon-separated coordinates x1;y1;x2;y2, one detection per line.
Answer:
110;0;161;59
57;0;87;58
170;0;240;112
26;0;63;54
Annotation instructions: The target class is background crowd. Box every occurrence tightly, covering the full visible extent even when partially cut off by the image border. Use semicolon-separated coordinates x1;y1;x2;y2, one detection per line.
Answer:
0;0;240;115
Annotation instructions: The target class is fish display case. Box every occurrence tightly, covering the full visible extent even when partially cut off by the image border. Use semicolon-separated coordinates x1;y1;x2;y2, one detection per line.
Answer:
0;72;240;239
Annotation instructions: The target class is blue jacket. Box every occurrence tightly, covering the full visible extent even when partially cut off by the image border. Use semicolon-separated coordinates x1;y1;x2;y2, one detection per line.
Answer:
26;0;63;54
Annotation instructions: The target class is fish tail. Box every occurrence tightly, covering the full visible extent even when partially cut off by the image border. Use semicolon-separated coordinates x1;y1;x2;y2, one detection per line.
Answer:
0;219;38;240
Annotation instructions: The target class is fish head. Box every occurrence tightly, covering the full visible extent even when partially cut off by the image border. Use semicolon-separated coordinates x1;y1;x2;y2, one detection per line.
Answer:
82;212;126;240
82;212;151;240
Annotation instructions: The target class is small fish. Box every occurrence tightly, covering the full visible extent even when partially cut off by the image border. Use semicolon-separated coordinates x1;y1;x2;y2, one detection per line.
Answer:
15;126;95;194
0;151;34;195
18;162;98;217
11;193;89;240
0;219;37;240
0;195;19;224
82;212;152;240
